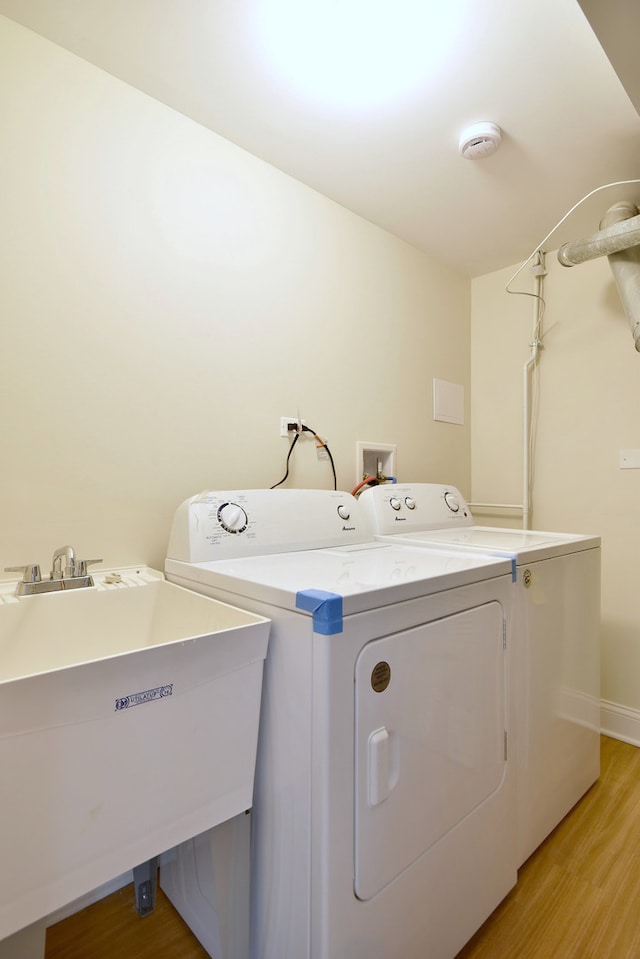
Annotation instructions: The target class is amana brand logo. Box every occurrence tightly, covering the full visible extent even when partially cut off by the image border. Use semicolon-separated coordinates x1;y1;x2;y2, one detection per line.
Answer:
342;525;356;531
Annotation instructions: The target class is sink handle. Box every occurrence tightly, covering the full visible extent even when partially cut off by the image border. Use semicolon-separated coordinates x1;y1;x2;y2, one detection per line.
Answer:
76;558;103;577
4;564;42;583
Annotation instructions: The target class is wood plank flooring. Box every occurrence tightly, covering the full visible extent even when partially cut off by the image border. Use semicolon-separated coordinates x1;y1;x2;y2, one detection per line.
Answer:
45;735;640;959
45;884;209;959
455;735;640;959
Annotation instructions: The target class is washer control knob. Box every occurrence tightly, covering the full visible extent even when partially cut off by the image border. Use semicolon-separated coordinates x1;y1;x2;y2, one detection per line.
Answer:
337;504;350;521
405;497;416;510
217;502;248;533
390;497;401;511
444;491;460;513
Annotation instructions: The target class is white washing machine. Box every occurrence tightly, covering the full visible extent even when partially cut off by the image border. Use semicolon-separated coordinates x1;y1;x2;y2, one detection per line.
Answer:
163;488;518;959
359;483;601;866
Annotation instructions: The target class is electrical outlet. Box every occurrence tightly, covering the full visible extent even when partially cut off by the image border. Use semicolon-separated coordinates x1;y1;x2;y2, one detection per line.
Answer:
280;416;305;437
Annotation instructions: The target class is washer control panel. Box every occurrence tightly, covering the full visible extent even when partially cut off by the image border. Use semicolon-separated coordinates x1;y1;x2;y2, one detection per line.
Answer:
359;483;473;535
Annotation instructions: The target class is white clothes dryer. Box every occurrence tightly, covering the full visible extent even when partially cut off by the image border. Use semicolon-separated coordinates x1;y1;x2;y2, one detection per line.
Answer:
359;483;601;866
164;488;518;959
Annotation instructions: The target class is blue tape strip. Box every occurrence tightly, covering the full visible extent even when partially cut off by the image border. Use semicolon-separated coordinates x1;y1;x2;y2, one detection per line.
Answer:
511;557;517;582
296;589;343;635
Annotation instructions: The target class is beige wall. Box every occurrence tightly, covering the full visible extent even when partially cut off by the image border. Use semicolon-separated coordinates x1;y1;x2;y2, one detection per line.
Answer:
472;249;640;714
0;16;470;573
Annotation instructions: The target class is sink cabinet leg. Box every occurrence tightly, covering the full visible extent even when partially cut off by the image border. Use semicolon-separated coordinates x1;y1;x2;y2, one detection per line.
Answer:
133;857;159;917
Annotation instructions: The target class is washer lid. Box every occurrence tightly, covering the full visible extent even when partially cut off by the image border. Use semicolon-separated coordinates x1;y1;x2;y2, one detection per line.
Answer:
376;527;600;564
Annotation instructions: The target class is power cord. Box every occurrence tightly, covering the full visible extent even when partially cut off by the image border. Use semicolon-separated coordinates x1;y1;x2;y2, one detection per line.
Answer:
271;423;337;490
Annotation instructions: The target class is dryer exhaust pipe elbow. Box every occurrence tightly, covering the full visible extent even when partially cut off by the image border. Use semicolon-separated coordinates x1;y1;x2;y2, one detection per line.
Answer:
557;202;640;266
558;201;640;352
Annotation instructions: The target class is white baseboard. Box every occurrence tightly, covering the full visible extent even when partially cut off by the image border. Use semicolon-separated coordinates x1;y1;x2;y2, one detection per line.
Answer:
601;699;640;747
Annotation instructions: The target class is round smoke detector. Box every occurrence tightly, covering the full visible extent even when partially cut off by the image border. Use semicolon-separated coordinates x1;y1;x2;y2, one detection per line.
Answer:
459;122;502;160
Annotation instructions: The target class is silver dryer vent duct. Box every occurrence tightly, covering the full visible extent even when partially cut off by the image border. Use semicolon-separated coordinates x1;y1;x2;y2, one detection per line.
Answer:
558;201;640;351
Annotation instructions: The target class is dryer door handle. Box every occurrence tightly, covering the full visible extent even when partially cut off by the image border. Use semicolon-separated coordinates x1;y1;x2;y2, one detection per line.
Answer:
367;727;398;807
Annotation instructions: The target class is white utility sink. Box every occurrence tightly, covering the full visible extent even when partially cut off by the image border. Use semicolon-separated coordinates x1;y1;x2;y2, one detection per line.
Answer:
0;567;269;942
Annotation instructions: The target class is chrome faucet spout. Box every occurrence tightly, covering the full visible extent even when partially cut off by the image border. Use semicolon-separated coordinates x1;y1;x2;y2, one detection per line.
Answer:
6;547;101;595
51;545;76;580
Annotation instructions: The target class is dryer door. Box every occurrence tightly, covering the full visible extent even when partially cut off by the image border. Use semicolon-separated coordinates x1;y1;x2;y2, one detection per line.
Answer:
354;601;506;901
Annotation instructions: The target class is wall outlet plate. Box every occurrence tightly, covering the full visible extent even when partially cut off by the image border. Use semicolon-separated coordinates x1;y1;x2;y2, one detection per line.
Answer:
619;449;640;469
280;416;305;437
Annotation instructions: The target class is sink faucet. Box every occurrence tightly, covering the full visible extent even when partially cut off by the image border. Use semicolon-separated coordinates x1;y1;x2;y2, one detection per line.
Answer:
51;545;76;580
5;547;102;595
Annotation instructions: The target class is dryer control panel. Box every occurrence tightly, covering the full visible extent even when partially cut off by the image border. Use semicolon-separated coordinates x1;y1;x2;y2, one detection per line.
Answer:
167;488;373;562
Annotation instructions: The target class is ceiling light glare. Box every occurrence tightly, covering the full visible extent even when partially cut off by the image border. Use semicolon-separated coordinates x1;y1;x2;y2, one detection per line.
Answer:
254;0;463;112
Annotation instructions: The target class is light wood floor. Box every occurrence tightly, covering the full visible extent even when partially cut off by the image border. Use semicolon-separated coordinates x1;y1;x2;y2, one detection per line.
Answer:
45;884;209;959
455;734;640;959
45;735;640;959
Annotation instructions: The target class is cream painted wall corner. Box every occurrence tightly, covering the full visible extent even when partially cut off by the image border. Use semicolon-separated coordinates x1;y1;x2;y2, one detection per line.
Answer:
472;250;640;717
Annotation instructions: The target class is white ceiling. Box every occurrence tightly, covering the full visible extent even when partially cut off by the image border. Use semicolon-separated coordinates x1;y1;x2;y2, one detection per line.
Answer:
1;0;639;276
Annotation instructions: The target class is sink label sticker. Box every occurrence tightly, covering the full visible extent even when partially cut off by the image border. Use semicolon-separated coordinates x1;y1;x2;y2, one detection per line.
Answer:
115;684;173;711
